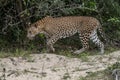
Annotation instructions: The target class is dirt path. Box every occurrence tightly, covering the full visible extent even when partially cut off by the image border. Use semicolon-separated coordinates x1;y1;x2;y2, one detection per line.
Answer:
0;51;120;80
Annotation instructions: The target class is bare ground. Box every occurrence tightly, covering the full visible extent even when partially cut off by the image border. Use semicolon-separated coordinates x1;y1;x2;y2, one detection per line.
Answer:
0;50;120;80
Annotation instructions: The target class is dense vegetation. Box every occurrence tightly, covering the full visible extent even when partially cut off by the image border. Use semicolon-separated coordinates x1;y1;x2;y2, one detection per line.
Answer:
0;0;120;52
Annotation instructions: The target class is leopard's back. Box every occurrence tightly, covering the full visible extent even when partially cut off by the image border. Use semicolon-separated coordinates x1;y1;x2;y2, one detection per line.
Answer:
43;16;100;38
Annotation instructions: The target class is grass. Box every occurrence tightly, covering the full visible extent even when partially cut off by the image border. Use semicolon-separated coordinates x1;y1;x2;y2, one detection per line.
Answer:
78;62;120;80
0;48;31;58
62;73;71;80
0;43;118;58
80;71;112;80
0;45;115;61
52;46;119;62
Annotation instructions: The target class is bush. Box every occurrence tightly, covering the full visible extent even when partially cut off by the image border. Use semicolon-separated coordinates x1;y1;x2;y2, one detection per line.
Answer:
0;0;120;51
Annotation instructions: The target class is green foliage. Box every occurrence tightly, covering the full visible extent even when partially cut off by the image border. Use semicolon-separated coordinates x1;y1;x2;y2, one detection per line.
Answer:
0;49;30;58
78;62;120;80
107;62;120;71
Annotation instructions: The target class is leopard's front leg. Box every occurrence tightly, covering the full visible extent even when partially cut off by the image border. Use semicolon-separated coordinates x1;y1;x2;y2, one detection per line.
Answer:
46;36;59;52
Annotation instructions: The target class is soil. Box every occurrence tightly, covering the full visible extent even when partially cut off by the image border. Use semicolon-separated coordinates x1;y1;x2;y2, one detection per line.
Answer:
0;50;120;80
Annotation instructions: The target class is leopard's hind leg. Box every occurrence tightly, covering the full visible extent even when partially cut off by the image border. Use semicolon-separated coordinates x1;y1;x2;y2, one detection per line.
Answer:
74;32;90;54
90;30;104;54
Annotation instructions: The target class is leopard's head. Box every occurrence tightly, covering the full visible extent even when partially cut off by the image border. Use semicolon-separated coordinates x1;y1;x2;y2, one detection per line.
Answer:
27;21;44;40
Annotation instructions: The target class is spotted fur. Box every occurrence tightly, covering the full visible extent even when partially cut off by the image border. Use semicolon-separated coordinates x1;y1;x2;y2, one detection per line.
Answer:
27;16;105;54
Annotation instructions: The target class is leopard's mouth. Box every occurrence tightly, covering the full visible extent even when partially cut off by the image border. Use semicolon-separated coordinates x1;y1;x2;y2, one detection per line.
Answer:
28;37;34;40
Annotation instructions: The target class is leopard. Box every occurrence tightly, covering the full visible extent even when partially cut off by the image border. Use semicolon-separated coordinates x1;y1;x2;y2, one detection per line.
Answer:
27;16;105;54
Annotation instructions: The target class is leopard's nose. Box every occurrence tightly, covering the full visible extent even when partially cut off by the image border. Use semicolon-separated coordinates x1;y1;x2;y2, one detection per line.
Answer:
27;36;34;40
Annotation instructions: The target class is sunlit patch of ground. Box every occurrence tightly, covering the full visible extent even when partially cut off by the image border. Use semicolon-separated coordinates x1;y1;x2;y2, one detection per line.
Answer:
0;50;120;80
